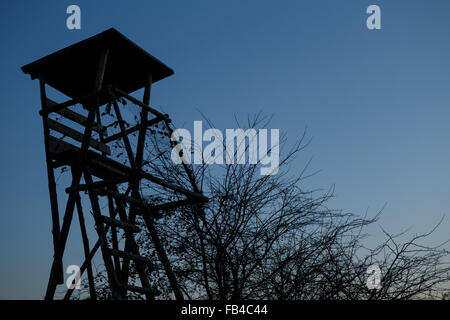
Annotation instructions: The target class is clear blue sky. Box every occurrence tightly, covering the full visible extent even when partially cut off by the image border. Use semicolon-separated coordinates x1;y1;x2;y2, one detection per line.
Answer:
1;0;450;299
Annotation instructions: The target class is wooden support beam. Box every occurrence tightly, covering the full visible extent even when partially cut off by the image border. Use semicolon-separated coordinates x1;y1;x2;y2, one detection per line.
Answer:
160;118;202;196
98;189;196;217
39;97;79;116
47;118;111;155
143;215;184;301
85;162;207;202
56;108;107;136
48;135;77;155
65;177;129;193
102;117;162;144
39;76;63;291
136;76;152;168
75;194;97;300
107;248;155;266
94;189;151;209
138;170;208;202
112;87;171;123
100;215;140;233
44;98;106;135
95;188;190;214
138;199;198;214
111;99;136;168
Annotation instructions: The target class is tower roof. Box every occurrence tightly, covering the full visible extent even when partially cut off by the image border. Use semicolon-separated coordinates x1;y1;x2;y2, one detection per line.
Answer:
21;28;174;102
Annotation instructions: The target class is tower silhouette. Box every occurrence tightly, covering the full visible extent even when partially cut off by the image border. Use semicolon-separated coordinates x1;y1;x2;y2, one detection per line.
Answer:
21;28;207;300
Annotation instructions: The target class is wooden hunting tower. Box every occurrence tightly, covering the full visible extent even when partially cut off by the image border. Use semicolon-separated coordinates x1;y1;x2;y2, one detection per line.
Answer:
21;28;207;300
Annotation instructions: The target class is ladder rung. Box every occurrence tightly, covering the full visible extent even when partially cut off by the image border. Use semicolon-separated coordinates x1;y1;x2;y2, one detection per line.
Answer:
118;283;160;296
106;248;154;265
100;216;140;233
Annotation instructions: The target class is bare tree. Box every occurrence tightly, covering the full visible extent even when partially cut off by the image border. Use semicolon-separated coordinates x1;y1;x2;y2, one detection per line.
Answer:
85;113;450;300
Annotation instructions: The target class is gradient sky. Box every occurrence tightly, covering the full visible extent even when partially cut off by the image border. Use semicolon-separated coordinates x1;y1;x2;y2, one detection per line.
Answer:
1;0;450;299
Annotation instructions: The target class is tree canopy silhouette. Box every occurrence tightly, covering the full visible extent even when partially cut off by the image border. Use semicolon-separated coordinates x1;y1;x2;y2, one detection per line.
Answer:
80;114;450;300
